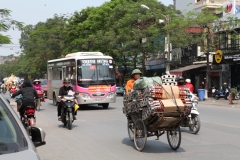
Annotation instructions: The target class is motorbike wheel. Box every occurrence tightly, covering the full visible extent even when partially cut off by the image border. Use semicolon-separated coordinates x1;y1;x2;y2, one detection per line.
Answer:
215;95;219;100
68;113;73;130
37;99;40;111
189;115;201;134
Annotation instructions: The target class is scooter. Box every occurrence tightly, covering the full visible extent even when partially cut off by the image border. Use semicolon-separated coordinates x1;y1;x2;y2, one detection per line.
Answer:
214;87;229;100
59;90;77;130
180;92;201;134
211;86;217;98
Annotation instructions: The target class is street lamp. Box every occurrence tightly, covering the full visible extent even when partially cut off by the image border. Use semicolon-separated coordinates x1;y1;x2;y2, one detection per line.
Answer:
141;4;171;74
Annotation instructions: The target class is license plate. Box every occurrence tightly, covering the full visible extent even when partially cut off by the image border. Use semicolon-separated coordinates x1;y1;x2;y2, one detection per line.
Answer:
94;98;103;101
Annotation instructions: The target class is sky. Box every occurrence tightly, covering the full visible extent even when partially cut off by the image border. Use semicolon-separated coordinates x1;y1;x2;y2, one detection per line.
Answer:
0;0;172;56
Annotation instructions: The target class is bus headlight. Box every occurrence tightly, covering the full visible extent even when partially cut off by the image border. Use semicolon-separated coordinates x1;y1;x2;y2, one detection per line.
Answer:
107;92;115;98
79;93;90;98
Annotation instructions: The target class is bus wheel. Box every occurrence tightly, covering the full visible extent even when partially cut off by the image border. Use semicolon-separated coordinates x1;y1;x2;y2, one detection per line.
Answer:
53;94;58;106
102;103;109;109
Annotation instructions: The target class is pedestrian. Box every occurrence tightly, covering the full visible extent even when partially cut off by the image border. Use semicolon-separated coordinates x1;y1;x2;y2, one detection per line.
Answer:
200;81;205;89
185;79;194;93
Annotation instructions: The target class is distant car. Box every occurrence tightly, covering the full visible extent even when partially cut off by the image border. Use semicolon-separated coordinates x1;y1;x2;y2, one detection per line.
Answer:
40;79;47;97
0;94;46;159
116;85;125;96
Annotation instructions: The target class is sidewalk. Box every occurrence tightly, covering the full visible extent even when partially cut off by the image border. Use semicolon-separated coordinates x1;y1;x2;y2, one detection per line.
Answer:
198;97;240;108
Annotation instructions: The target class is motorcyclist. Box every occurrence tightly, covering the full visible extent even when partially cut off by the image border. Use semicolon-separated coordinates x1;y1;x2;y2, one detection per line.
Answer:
176;76;185;86
185;79;194;93
57;78;77;121
33;79;45;102
11;80;38;118
126;69;142;94
33;79;43;92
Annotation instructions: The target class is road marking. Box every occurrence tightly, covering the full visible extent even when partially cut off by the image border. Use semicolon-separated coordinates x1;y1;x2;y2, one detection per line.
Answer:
202;120;240;129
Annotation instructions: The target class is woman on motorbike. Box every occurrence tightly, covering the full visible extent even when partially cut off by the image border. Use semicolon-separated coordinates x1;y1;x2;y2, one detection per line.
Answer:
33;79;43;91
11;80;39;118
33;79;45;102
57;78;77;121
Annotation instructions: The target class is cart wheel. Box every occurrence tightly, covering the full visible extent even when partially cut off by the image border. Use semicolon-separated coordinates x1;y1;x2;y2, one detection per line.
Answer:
167;126;181;150
134;119;147;152
127;120;134;141
189;115;201;134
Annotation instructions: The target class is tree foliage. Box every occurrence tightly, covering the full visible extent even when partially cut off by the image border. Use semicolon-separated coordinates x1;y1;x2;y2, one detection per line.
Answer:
1;1;237;78
0;9;24;44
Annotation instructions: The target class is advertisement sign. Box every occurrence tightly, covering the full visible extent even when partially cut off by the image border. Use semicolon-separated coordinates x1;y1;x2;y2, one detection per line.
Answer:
222;0;240;17
88;85;111;92
146;59;166;70
213;53;240;64
181;44;198;65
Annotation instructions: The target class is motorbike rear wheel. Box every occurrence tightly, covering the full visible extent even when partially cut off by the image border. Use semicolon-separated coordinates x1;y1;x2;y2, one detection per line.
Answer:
215;95;219;100
68;113;73;130
189;115;201;134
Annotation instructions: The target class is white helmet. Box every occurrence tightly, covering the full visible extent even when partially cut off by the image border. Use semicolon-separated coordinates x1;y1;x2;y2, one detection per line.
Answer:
186;79;191;83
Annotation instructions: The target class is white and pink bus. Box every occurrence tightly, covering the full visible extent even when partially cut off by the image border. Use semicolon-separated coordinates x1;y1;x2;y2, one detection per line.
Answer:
47;52;116;109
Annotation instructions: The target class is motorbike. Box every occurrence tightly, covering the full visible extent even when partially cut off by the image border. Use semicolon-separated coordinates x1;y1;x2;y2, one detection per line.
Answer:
35;90;45;111
15;95;36;135
22;106;36;135
211;86;217;98
9;85;18;97
0;83;6;94
214;87;230;100
180;92;201;134
59;90;76;130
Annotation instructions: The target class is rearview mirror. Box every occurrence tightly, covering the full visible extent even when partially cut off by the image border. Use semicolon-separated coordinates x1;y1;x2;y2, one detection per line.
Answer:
31;127;46;147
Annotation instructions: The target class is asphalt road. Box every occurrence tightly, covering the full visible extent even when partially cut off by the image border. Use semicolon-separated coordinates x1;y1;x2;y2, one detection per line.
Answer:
5;94;240;160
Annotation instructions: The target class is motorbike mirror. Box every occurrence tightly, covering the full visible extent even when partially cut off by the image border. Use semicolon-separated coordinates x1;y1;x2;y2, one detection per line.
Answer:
31;127;46;147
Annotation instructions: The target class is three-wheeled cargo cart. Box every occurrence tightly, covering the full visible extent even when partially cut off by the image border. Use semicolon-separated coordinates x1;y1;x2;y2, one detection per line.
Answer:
127;109;184;151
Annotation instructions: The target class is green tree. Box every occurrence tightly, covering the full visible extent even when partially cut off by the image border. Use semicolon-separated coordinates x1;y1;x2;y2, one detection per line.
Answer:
0;9;24;44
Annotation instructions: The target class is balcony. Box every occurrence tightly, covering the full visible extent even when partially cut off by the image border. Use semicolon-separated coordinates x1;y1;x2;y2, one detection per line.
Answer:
195;0;226;10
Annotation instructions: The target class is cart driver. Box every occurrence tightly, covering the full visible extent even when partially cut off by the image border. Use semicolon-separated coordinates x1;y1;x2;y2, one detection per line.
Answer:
126;69;142;94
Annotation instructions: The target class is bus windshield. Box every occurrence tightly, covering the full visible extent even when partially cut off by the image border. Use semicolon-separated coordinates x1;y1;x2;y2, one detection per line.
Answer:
77;59;115;82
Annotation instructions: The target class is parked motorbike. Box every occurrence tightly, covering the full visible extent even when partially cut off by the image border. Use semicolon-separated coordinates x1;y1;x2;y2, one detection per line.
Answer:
180;92;201;134
214;87;230;100
59;90;77;130
211;86;217;98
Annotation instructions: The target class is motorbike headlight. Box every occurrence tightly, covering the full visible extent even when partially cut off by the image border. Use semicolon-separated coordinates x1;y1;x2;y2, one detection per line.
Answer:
79;93;90;98
107;92;115;98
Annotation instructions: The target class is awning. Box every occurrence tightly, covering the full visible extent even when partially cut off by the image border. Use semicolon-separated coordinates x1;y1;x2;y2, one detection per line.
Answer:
170;63;206;73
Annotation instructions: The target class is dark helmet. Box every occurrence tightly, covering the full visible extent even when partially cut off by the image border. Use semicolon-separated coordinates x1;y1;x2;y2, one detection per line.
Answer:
63;78;70;83
177;76;184;81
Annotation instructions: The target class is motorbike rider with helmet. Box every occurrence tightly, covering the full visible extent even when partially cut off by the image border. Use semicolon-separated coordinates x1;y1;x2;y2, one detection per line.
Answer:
126;69;142;94
176;76;186;86
57;78;77;121
185;78;194;93
11;79;38;118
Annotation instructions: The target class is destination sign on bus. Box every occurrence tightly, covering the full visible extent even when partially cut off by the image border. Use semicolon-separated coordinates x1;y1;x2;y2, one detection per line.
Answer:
80;59;112;64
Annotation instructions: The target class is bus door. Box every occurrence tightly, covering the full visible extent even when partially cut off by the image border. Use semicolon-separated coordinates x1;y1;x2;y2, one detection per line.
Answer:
62;66;67;80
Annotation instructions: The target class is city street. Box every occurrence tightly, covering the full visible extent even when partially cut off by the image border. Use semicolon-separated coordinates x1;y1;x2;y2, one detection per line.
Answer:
5;94;240;160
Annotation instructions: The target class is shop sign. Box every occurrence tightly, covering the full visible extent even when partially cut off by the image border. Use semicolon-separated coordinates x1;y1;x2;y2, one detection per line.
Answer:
215;50;223;64
146;59;166;70
180;44;198;65
213;53;240;64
